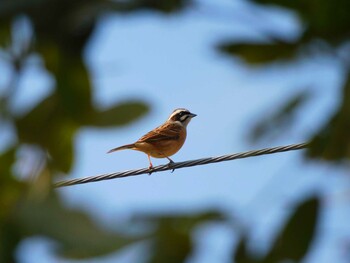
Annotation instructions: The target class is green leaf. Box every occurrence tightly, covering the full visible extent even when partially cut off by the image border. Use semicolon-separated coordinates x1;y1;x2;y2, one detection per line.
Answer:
0;147;23;217
15;95;76;173
234;236;259;263
0;147;23;263
263;197;319;262
90;101;149;127
16;192;143;259
252;0;350;44
0;146;16;177
137;212;223;263
308;72;350;161
251;0;304;11
47;121;76;173
111;0;192;14
218;41;301;65
138;0;191;13
38;44;94;124
149;220;191;263
249;90;311;142
0;21;11;47
0;213;22;263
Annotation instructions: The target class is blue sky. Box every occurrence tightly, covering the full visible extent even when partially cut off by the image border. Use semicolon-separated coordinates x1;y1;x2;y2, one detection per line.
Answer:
4;0;350;262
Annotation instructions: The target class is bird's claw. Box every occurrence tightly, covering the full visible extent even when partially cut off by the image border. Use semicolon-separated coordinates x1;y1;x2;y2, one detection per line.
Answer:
167;160;175;173
148;165;154;175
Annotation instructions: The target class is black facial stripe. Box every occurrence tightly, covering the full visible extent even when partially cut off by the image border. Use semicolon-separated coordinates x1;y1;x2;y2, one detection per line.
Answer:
170;110;190;122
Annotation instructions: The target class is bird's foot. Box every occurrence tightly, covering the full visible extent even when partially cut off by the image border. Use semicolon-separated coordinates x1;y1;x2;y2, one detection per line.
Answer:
167;160;175;173
148;164;154;175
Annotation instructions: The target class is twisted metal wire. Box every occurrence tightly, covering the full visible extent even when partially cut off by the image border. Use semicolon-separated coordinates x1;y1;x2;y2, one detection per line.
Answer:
54;142;308;188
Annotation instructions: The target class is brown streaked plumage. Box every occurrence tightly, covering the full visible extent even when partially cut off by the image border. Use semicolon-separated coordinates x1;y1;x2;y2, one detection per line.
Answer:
107;108;196;169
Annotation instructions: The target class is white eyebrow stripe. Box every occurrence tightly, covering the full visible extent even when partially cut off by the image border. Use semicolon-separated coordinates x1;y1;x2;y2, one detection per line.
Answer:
168;108;190;120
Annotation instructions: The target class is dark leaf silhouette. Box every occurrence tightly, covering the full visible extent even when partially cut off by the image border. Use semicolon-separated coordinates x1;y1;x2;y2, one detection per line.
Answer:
234;235;258;263
249;90;311;142
233;197;319;263
308;72;350;161
252;0;350;44
91;101;149;127
138;212;223;263
218;41;302;65
263;197;319;262
15;191;144;259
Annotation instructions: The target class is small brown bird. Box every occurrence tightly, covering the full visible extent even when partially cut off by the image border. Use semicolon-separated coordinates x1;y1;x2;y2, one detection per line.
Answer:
107;108;197;169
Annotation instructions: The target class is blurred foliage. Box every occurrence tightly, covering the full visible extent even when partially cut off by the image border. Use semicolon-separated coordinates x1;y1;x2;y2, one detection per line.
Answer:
219;0;350;162
218;40;303;65
219;0;350;261
15;189;143;260
234;197;319;263
264;198;318;261
249;90;312;142
0;0;196;261
134;212;223;263
0;0;349;262
308;74;350;160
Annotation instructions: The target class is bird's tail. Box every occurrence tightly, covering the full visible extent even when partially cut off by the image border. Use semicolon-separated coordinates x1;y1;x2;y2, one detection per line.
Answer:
107;143;135;154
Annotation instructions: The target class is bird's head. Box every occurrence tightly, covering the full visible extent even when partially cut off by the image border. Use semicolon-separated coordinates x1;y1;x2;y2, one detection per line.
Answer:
168;108;197;127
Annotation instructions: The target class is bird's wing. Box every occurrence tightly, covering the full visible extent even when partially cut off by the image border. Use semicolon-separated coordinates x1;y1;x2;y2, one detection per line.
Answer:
137;123;182;143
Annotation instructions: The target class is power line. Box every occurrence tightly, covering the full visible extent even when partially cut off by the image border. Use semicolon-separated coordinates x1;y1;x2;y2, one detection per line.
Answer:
54;142;308;188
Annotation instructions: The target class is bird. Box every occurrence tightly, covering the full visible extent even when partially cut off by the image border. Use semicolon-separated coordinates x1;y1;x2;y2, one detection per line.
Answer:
107;108;197;170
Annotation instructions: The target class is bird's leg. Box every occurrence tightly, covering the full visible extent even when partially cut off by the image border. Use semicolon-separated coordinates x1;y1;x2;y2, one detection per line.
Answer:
165;156;174;164
164;156;175;173
147;155;153;175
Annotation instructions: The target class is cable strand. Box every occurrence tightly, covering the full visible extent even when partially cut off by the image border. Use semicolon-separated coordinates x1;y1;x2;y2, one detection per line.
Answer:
53;142;308;188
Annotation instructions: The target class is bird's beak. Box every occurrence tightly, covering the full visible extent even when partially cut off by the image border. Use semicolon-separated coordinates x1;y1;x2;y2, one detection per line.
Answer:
189;113;197;118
